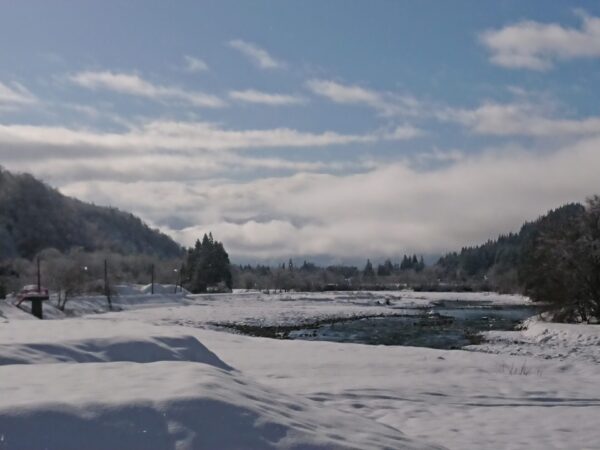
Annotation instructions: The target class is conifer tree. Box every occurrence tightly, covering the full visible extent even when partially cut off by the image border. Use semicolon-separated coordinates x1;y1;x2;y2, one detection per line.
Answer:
363;259;375;278
182;233;232;293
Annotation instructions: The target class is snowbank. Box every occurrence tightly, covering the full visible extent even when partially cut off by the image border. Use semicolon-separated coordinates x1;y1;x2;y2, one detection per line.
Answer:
0;360;440;450
0;300;38;322
0;319;440;450
0;334;232;369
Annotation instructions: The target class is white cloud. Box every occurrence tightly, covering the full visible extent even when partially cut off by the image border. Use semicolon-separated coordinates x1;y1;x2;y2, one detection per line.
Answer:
52;135;600;261
408;148;465;169
62;103;103;118
228;39;284;69
481;12;600;70
444;101;600;137
307;79;380;105
306;79;422;117
0;81;38;110
1;113;595;261
69;71;225;108
229;89;306;106
0;119;417;153
8;151;370;185
382;125;423;140
183;55;209;73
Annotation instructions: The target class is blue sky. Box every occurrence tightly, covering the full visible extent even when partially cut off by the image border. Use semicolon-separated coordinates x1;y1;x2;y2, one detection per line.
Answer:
1;1;600;263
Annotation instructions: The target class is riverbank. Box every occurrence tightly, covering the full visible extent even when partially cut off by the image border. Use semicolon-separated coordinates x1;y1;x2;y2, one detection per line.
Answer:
0;290;597;449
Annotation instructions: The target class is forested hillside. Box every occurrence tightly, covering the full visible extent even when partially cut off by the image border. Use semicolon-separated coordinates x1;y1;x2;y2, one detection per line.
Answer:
436;203;586;290
0;167;183;259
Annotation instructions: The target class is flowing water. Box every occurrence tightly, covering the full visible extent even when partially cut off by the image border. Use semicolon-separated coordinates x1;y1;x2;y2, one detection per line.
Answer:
287;301;539;349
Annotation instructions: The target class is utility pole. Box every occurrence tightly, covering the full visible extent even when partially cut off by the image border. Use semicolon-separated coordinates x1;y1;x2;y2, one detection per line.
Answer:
36;257;41;291
173;265;183;294
32;257;43;319
104;259;112;310
151;264;155;294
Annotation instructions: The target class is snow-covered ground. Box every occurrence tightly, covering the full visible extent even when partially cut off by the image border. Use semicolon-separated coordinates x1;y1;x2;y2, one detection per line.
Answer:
0;289;598;449
468;316;600;364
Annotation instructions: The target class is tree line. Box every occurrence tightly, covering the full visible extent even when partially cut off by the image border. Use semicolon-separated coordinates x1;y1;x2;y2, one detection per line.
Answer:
2;195;599;322
0;247;183;310
232;254;431;292
520;196;600;322
436;198;600;322
0;233;234;306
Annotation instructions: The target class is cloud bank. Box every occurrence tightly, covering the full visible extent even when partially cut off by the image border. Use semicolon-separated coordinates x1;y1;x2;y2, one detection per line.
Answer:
52;135;599;261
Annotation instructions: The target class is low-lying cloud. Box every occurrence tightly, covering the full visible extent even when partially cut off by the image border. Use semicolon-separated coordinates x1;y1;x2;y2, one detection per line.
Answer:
51;135;600;262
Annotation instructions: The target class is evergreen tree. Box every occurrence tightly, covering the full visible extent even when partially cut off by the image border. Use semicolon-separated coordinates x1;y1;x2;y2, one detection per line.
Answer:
400;255;410;270
182;233;232;293
377;259;394;276
363;259;375;278
521;197;600;321
301;261;318;272
436;203;584;287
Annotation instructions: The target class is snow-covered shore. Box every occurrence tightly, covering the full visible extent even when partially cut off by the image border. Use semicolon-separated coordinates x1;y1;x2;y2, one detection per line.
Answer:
0;290;598;449
468;315;600;364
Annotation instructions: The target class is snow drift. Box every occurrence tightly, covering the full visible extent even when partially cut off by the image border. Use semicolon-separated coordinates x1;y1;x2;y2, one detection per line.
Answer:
0;317;442;450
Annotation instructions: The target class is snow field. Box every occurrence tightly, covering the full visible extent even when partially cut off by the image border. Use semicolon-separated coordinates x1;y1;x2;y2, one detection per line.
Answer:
0;289;598;449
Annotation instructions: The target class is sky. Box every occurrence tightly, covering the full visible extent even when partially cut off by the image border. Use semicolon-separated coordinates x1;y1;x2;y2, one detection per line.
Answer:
1;1;600;264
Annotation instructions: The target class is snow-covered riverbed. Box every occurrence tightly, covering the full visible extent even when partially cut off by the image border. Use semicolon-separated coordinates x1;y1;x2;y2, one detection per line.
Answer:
0;289;598;449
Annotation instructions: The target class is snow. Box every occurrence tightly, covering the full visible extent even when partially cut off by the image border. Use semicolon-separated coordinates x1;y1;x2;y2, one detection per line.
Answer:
1;360;439;450
0;317;439;450
0;289;598;449
205;332;600;450
114;283;189;296
26;289;531;327
467;316;600;364
0;301;37;322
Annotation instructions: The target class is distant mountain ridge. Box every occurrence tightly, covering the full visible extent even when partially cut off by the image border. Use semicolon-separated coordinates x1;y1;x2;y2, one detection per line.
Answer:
0;167;184;260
